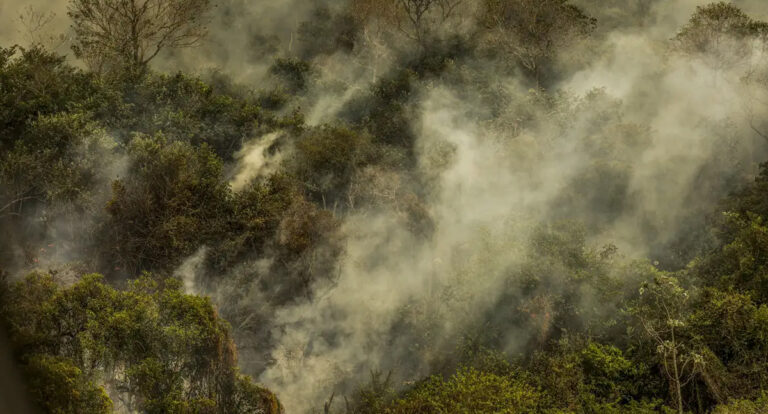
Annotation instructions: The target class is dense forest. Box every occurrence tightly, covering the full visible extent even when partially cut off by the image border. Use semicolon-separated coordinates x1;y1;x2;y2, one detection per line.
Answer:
4;0;768;413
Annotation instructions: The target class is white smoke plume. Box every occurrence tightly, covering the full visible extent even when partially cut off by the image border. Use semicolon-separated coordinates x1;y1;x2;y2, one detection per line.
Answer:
230;132;284;191
245;2;768;411
6;0;768;412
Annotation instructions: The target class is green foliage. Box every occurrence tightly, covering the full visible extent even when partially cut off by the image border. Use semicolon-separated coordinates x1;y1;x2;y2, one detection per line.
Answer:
109;72;267;159
0;45;111;142
479;0;596;84
698;212;768;302
712;395;768;414
721;162;768;222
291;124;372;205
269;58;316;94
23;354;112;414
529;338;650;411
206;173;295;272
0;46;119;269
7;2;768;414
232;375;284;414
630;273;702;413
344;370;397;414
674;2;768;68
360;69;418;151
297;5;357;58
580;342;644;401
7;112;114;206
99;134;230;275
0;272;281;413
390;367;544;414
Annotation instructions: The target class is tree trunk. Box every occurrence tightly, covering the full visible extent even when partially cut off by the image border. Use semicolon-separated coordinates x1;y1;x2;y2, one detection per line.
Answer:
671;328;683;414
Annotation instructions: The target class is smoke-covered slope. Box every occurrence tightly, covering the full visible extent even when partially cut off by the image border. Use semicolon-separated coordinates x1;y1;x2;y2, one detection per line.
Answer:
4;1;768;413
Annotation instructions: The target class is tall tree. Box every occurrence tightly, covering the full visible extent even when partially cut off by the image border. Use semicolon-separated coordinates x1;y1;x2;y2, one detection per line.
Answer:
68;0;211;75
479;0;595;85
349;0;467;48
633;274;703;414
395;0;465;46
673;2;768;71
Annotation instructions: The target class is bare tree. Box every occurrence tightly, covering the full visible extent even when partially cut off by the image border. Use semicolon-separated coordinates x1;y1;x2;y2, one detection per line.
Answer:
67;0;211;75
349;0;398;81
350;0;466;49
396;0;464;46
17;6;70;51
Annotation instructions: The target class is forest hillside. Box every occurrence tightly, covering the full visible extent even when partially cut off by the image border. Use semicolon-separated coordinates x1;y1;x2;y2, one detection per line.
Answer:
4;0;768;413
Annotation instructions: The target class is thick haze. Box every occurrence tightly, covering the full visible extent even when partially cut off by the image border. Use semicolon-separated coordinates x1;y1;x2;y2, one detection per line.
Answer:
169;1;768;412
250;1;768;411
5;0;768;412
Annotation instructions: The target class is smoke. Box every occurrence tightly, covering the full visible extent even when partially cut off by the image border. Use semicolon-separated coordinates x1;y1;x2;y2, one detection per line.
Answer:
2;125;126;280
256;89;546;411
230;132;284;191
174;247;208;294
6;0;768;412
152;0;348;83
229;2;768;412
0;0;336;81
